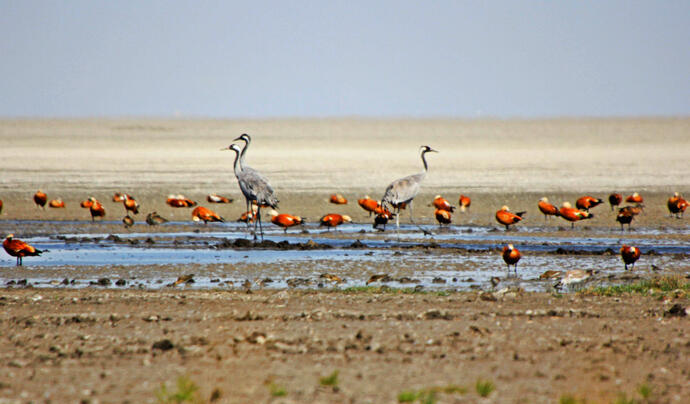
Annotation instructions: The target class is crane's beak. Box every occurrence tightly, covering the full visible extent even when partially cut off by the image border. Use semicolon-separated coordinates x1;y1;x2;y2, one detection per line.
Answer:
232;136;243;142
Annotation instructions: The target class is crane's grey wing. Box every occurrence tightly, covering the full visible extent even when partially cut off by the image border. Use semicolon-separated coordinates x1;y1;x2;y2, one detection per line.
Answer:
382;173;424;206
238;169;278;208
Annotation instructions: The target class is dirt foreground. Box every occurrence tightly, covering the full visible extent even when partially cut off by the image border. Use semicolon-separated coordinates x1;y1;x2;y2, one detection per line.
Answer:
0;288;687;403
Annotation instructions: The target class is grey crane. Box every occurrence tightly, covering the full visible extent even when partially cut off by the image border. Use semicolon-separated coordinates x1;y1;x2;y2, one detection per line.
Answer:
380;145;437;236
223;143;279;241
232;134;273;217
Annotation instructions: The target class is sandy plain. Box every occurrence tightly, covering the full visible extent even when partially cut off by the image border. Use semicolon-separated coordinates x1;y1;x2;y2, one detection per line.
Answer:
0;118;688;403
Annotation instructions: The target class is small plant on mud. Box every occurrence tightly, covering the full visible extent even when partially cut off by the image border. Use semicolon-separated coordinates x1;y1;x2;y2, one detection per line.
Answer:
398;384;466;403
319;370;339;387
268;382;287;397
637;383;652;399
559;395;585;404
583;275;688;297
155;375;201;404
475;379;495;397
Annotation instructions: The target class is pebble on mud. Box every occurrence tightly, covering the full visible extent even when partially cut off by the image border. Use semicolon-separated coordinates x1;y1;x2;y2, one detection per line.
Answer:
152;339;174;351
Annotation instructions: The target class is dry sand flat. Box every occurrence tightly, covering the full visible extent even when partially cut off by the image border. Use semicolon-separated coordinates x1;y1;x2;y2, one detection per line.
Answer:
1;118;689;196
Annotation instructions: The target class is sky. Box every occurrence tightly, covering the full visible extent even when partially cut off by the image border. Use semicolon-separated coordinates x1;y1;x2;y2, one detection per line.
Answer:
0;1;688;118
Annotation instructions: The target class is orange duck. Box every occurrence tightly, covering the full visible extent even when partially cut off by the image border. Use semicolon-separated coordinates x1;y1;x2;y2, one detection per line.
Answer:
80;198;93;208
620;245;641;270
458;195;471;212
88;197;106;222
558;202;593;229
432;195;455;212
667;192;688;219
434;208;452;226
207;194;233;204
3;234;43;266
575;196;603;212
48;198;65;208
319;213;352;231
502;244;521;272
358;196;379;216
166;194;197;208
373;209;394;231
329;194;348;205
34;190;47;209
0;199;3;215
537;197;559;221
608;193;622;211
616;206;642;231
122;195;139;215
270;210;304;233
191;206;224;224
112;192;134;202
625;192;644;205
495;206;525;230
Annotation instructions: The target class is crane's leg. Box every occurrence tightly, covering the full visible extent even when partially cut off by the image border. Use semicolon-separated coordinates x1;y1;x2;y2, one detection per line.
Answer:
257;206;264;242
407;201;432;236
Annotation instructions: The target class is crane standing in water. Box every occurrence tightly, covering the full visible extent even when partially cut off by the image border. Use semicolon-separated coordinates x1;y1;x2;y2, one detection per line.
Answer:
380;145;437;237
223;143;278;241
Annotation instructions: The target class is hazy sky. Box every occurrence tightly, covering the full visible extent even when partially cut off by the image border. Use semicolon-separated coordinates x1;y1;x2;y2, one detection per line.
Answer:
1;1;688;118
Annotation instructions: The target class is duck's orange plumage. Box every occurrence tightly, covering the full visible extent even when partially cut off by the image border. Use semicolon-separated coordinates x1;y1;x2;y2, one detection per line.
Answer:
558;202;593;228
270;211;304;233
48;199;65;208
192;206;224;224
88;198;105;221
608;193;622;210
167;195;197;208
432;195;455;212
434;208;452;226
575;196;603;211
495;206;525;230
620;245;640;270
3;234;43;266
502;244;521;271
625;192;643;204
667;192;688;218
537;197;559;220
319;213;352;230
123;195;139;215
458;195;471;212
34;191;47;209
358;196;379;216
80;199;93;208
616;206;641;231
0;199;3;215
207;194;233;203
330;194;348;205
373;210;394;230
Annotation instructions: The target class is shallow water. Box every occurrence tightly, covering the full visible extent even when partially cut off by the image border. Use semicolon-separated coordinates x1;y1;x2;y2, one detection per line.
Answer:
2;220;688;292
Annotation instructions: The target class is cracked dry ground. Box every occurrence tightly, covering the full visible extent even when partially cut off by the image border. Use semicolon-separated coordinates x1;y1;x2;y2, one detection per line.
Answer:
0;289;687;403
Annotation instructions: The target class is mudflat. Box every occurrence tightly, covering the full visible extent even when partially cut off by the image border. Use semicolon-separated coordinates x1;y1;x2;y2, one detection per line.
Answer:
0;118;688;403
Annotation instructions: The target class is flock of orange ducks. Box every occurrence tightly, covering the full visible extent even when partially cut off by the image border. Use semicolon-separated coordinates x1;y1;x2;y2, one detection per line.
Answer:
1;190;687;274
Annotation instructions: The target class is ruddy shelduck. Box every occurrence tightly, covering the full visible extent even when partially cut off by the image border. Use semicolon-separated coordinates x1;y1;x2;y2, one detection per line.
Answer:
626;192;644;205
48;199;65;208
122;215;134;228
537;197;559;221
207;194;233;204
34;190;47;209
575;196;604;212
191;206;224;224
358;196;379;216
667;192;688;219
330;194;348;205
88;197;105;222
495;206;525;230
458;195;471;212
319;213;351;230
3;234;43;266
270;210;304;233
122;194;139;215
434;208;452;226
502;244;521;273
558;202;593;229
166;194;197;208
620;245;641;270
432;195;455;212
608;193;622;211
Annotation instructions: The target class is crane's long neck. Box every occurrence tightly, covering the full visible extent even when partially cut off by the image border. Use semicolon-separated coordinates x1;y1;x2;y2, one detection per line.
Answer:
232;149;243;177
239;140;249;169
420;150;430;172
